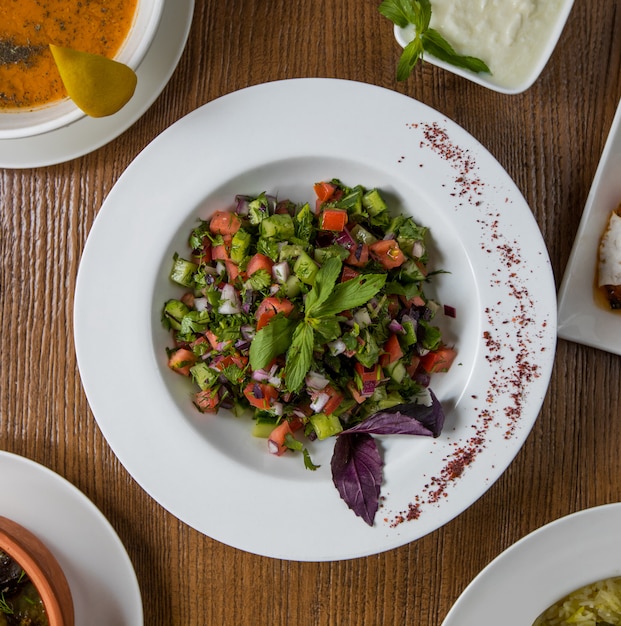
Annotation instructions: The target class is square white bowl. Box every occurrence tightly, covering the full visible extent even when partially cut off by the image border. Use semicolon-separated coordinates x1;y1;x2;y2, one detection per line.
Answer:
394;0;575;95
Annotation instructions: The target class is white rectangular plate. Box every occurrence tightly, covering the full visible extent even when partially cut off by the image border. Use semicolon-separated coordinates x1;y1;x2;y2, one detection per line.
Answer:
557;97;621;354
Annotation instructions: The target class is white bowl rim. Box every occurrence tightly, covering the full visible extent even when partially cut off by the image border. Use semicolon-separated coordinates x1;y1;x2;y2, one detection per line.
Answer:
0;0;165;140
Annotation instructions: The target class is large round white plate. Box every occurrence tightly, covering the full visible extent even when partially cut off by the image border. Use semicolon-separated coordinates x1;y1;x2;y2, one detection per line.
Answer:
0;451;143;624
74;78;556;561
442;503;621;625
0;0;194;169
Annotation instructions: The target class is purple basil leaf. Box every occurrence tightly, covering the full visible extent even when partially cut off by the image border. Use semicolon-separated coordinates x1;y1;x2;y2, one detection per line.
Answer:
331;433;383;526
344;410;435;437
345;389;445;438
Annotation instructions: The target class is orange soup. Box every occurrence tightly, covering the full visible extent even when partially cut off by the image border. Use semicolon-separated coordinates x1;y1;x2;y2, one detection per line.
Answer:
0;0;138;110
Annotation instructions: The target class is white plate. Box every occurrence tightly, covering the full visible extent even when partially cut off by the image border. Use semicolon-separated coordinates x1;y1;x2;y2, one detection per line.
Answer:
0;451;142;624
441;503;621;625
558;97;621;354
0;0;194;169
74;78;556;561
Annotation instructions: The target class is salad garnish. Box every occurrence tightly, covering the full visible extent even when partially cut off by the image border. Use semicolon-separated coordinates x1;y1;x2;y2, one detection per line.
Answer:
162;180;457;525
379;0;491;81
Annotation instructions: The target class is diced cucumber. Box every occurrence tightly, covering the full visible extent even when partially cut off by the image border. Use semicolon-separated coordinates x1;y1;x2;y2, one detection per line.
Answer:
170;254;198;287
400;259;426;282
362;188;388;216
190;362;218;391
401;319;418;347
385;360;406;384
230;229;252;263
310;412;343;440
162;299;191;331
293;251;319;285
350;223;378;245
279;243;305;261
260;213;295;241
284;275;302;297
252;421;277;438
313;245;349;264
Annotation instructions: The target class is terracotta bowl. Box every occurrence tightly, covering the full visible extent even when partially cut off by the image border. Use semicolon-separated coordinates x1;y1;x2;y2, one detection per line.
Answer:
0;516;74;626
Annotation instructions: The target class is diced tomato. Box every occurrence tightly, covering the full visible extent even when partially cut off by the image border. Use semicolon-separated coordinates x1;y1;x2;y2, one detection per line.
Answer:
212;244;230;261
354;362;383;383
211;352;248;372
379;333;404;367
246;253;274;276
168;348;197;376
347;381;367;404
340;266;361;282
243;383;279;410
209;210;242;235
313;181;337;202
319;209;348;232
369;239;406;269
420;346;457;373
205;330;232;352
193;389;220;413
180;292;195;308
225;259;240;282
267;417;304;455
346;243;369;267
387;295;400;317
322;385;344;415
406;356;421;377
255;296;294;330
193;237;212;264
399;293;426;308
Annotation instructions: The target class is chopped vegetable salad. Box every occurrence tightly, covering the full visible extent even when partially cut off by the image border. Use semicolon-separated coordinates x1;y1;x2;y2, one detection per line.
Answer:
162;180;456;524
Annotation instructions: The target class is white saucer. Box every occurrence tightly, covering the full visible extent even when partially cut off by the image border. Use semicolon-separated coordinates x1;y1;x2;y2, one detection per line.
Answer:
0;0;194;169
0;450;143;625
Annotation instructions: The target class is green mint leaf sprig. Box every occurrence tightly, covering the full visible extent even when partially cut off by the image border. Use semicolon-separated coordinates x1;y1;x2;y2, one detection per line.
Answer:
379;0;491;81
251;257;387;394
249;314;296;371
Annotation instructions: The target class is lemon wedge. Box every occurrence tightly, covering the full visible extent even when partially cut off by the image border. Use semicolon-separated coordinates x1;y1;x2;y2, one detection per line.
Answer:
49;44;137;118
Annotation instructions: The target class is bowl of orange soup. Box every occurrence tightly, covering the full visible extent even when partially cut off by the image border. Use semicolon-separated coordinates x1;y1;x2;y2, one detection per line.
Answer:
0;0;164;139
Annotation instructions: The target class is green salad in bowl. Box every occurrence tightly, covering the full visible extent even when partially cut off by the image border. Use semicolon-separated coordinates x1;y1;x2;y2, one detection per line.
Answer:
161;179;456;525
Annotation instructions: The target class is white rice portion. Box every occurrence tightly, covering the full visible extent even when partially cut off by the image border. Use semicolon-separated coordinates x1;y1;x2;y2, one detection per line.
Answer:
534;577;621;625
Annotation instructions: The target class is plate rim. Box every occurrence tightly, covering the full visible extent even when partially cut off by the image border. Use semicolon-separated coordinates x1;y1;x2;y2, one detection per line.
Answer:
0;0;195;168
441;502;621;625
0;450;143;625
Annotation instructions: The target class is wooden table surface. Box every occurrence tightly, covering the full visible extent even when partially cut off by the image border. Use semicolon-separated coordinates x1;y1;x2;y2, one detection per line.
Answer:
2;1;621;624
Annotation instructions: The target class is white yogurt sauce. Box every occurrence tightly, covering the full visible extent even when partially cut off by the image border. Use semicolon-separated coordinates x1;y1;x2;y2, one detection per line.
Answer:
427;0;566;89
598;211;621;287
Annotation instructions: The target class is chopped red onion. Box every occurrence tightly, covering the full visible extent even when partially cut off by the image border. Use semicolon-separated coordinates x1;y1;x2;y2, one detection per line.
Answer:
194;297;208;312
267;440;280;455
335;228;355;250
272;261;290;284
253;383;264;399
218;284;241;314
362;380;377;395
252;369;271;382
412;241;425;258
241;325;256;340
305;371;329;391
444;304;457;318
388;319;404;333
310;392;329;413
327;339;347;356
